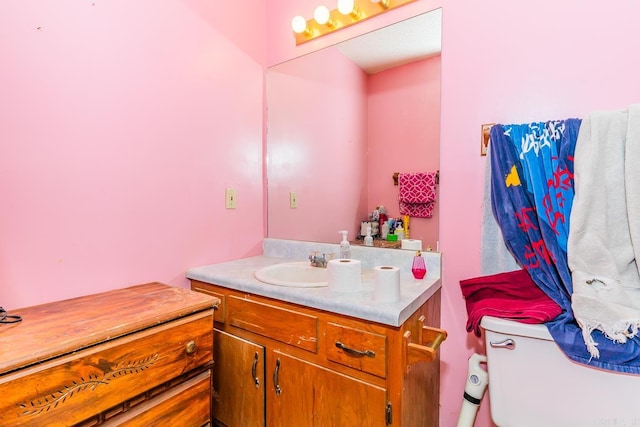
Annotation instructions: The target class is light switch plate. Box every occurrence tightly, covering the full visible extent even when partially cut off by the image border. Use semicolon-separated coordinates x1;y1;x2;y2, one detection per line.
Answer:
225;188;237;209
289;192;297;209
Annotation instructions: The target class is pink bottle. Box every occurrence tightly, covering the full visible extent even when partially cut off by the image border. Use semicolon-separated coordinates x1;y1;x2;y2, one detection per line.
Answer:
412;251;427;279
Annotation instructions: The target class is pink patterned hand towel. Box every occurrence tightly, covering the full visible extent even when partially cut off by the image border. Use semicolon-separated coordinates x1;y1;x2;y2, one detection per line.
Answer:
398;172;437;218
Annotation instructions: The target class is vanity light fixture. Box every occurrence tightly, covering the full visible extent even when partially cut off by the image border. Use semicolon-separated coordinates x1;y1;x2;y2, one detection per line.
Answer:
291;0;418;45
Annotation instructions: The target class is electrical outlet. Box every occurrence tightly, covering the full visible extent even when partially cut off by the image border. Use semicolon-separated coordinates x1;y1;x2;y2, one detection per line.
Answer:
225;188;237;209
289;192;297;209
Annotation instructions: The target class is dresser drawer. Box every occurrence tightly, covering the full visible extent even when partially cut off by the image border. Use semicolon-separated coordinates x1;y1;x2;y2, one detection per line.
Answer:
227;295;318;352
102;370;211;426
326;322;387;378
0;310;213;426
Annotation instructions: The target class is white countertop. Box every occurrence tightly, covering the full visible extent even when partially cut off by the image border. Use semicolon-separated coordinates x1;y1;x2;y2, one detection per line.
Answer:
186;252;441;327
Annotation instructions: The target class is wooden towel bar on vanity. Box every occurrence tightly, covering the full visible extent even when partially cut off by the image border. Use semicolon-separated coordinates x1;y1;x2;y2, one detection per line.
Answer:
405;315;447;371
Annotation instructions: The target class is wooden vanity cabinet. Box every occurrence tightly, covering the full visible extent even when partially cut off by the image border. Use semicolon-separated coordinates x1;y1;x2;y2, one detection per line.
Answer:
0;283;219;427
191;280;443;427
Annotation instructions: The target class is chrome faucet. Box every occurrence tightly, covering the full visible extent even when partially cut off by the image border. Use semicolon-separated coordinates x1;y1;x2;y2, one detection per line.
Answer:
309;252;328;268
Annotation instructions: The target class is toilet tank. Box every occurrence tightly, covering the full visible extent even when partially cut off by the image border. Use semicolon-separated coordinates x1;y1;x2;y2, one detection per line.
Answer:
481;316;640;427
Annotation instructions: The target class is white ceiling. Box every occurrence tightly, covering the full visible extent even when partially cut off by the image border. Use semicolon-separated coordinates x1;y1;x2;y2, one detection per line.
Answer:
336;8;442;74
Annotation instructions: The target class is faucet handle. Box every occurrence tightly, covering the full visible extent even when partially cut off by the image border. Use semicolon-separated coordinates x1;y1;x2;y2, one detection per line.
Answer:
320;253;328;268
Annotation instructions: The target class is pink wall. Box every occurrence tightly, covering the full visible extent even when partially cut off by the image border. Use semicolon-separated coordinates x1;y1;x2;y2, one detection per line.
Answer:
0;0;266;308
440;2;640;426
367;56;441;250
267;47;368;243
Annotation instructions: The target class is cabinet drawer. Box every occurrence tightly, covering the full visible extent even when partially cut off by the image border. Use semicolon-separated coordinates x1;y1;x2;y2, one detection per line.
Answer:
227;296;318;352
191;282;225;324
0;311;213;426
326;322;387;378
103;370;211;426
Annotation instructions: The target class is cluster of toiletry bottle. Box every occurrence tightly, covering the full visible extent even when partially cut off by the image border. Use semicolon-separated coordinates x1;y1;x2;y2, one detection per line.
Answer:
355;212;411;245
338;229;426;279
358;206;388;241
382;217;409;242
358;206;412;245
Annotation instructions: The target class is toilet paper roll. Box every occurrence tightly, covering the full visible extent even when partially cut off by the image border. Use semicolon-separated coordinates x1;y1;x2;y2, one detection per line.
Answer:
401;239;422;251
328;259;362;293
374;266;401;303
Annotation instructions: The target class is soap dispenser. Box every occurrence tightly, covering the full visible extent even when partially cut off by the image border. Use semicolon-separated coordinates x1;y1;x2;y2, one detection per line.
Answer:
339;230;351;259
364;225;373;247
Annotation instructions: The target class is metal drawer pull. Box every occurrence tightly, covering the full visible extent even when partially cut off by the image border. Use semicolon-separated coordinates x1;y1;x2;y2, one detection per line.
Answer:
335;341;375;358
251;351;260;388
490;339;515;350
273;358;282;396
185;340;196;354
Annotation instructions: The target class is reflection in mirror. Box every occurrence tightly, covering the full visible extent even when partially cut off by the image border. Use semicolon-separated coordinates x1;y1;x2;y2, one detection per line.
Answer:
267;9;441;250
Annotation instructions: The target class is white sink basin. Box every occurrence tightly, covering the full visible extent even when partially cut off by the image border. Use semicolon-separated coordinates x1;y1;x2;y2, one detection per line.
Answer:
254;262;329;287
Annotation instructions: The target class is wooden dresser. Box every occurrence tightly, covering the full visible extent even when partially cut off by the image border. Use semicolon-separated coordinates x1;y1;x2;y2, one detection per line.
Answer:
0;282;219;426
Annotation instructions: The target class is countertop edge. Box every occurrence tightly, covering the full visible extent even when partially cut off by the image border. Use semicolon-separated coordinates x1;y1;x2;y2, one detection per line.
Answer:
186;256;442;327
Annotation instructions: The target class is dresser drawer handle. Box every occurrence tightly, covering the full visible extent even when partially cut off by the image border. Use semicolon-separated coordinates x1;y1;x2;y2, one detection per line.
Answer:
185;340;197;354
335;341;375;358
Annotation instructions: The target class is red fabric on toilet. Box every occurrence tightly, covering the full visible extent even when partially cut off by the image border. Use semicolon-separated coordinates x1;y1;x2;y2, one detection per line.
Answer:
460;269;563;337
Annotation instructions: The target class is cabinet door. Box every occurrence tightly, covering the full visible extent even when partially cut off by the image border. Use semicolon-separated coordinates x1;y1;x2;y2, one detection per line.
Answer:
213;329;265;427
268;351;387;427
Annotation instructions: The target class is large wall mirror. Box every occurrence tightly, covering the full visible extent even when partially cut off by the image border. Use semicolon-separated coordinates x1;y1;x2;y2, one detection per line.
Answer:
267;8;442;250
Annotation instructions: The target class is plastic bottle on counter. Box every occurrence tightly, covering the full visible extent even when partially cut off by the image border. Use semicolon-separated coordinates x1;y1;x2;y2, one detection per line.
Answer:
381;221;390;239
364;225;373;247
339;230;351;259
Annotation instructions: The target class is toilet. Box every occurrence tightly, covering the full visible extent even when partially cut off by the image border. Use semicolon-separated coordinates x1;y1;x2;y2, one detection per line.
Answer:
481;316;640;427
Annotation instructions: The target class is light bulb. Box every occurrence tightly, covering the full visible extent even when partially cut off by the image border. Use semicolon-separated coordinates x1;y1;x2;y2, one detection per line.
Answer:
337;0;355;15
291;15;307;34
314;5;331;25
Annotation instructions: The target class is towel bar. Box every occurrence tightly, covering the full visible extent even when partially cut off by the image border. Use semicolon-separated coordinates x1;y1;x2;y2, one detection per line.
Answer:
393;170;439;186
